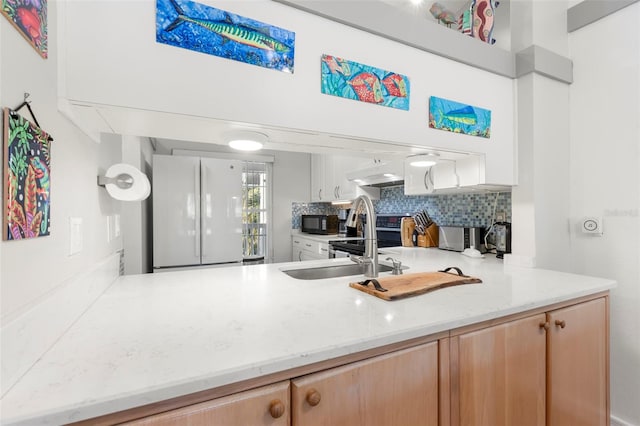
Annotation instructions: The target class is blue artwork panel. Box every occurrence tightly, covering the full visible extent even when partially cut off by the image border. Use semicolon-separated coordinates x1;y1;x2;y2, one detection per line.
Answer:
321;54;410;111
429;96;491;138
156;0;295;73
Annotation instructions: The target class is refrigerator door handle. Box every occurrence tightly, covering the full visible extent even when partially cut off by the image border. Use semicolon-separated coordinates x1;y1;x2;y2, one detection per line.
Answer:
200;163;207;258
194;163;201;258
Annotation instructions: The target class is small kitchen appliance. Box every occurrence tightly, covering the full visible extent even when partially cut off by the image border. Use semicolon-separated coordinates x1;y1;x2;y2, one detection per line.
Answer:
438;226;485;253
494;222;511;259
337;209;349;235
301;214;339;235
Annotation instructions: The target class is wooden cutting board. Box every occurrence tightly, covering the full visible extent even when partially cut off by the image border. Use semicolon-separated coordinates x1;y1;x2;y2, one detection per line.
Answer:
349;269;482;301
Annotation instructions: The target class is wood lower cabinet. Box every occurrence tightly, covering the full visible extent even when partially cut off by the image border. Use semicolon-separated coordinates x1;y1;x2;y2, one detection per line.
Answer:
451;314;547;426
291;343;439;426
547;298;608;426
73;294;609;426
449;297;608;426
121;381;290;426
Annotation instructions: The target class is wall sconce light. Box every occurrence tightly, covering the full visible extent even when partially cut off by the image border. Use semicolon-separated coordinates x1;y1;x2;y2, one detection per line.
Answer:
408;153;439;167
225;131;267;151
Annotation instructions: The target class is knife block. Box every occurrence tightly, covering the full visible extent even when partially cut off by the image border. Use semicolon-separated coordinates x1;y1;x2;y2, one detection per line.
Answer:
401;217;416;247
417;224;439;247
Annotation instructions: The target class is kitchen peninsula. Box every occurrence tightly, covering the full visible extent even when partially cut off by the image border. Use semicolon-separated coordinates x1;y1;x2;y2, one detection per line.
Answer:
1;249;614;425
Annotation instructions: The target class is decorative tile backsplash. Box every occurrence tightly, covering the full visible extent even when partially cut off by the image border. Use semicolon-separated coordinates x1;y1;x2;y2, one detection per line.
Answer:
292;185;511;230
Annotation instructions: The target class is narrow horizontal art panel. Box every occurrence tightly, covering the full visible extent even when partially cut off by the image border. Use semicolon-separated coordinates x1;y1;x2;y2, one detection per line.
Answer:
429;96;491;138
156;0;295;73
321;54;410;111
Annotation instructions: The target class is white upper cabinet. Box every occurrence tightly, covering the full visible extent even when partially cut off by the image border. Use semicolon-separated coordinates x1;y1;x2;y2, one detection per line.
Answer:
404;155;509;195
310;154;380;202
310;155;326;202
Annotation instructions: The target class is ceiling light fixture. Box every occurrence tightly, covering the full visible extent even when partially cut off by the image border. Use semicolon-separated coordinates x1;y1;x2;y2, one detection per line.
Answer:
409;153;440;167
226;131;267;151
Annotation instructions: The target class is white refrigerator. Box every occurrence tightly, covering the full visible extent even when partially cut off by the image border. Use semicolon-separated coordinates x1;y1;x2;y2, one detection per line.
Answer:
152;155;243;270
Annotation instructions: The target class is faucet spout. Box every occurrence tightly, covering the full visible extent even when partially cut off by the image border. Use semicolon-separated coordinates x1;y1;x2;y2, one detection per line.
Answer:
346;195;378;278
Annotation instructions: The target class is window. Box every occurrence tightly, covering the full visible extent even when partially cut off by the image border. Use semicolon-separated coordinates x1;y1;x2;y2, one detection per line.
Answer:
242;162;269;261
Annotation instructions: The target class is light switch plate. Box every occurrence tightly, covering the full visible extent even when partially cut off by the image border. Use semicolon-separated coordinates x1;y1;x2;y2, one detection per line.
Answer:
69;217;83;255
114;214;121;238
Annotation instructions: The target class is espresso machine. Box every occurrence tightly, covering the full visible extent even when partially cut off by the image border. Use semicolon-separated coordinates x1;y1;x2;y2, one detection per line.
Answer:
494;222;511;259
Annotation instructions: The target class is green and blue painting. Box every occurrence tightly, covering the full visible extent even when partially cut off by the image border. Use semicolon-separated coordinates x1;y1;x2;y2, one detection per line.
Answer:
156;0;295;73
3;108;51;240
321;55;410;110
429;96;491;138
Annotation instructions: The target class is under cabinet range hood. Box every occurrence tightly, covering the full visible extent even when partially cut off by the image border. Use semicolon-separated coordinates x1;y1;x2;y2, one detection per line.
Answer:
346;159;404;187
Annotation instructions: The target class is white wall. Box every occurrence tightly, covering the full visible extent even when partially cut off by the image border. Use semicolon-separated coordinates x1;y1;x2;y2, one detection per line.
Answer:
0;2;123;393
0;4;122;323
121;135;154;274
59;0;515;186
509;0;572;271
568;4;640;424
272;151;310;262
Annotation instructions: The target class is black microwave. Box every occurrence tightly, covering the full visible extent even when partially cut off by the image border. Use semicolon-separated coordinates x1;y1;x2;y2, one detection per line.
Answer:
301;215;339;235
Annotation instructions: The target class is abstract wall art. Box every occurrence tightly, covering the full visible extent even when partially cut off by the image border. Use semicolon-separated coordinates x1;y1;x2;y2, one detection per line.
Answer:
156;0;295;73
3;108;52;240
321;54;410;111
1;0;48;58
429;96;491;138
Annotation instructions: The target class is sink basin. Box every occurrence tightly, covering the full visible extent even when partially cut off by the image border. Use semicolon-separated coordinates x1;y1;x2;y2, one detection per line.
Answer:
282;263;395;280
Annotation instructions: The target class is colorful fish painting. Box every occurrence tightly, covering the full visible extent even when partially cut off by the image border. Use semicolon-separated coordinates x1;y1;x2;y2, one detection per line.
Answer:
156;0;295;73
321;54;410;111
429;96;491;138
3;108;52;240
1;0;48;58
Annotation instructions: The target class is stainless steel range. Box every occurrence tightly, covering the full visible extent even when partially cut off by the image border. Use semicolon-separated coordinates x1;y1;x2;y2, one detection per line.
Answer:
328;214;408;258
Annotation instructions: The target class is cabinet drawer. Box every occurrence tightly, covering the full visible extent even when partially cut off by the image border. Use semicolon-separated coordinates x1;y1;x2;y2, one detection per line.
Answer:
123;381;290;425
292;237;329;259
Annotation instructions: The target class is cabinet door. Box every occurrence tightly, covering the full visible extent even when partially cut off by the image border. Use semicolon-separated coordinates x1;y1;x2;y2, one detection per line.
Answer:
310;155;326;202
331;155;357;201
292;237;304;261
451;314;546;426
291;343;438;426
432;162;459;189
547;298;608;426
123;381;290;425
404;165;435;195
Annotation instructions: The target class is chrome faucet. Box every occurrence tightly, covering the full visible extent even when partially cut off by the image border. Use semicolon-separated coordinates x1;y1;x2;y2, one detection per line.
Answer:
346;195;378;278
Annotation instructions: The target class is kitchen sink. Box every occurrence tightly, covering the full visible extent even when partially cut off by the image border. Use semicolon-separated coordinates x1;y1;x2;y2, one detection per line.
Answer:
282;263;397;280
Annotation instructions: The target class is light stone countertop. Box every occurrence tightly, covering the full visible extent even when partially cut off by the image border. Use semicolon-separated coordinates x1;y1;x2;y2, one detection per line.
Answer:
1;248;616;425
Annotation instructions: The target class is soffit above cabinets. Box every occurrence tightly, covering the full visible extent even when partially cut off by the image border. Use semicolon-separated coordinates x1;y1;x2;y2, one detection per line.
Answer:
61;100;483;161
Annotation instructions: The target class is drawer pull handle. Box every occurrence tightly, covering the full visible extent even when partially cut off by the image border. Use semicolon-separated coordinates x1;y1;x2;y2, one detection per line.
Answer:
539;321;550;330
555;319;566;329
306;389;321;406
269;399;285;418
